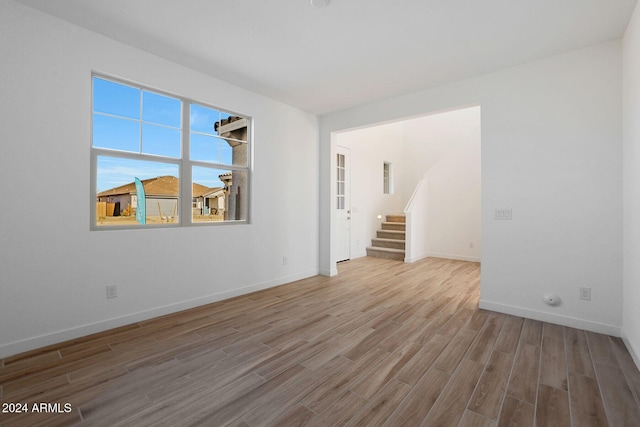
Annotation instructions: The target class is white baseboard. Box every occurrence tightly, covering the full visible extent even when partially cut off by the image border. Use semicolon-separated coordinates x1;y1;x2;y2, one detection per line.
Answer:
479;299;621;337
405;253;429;263
428;252;481;262
319;267;338;276
406;253;480;263
621;331;640;372
0;270;318;359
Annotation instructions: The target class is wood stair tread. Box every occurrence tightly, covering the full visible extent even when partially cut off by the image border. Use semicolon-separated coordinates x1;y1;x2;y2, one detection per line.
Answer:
366;247;405;254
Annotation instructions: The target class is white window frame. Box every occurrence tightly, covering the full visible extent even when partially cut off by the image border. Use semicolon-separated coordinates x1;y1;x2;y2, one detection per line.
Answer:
90;73;252;230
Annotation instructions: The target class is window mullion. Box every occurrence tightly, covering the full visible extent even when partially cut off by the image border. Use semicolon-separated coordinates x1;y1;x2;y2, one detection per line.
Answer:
180;102;192;225
139;90;144;154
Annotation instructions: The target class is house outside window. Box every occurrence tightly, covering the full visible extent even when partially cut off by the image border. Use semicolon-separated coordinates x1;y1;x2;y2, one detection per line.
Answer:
91;75;250;229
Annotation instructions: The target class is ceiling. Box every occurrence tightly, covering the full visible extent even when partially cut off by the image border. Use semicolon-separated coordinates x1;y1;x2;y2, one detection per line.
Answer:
15;0;638;115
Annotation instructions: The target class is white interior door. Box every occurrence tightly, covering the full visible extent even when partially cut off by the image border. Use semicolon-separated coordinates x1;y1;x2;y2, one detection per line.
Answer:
336;146;351;262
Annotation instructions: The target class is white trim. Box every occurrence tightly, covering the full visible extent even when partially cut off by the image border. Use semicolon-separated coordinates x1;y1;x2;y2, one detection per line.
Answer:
479;299;621;337
405;253;430;263
0;270;318;359
320;267;338;277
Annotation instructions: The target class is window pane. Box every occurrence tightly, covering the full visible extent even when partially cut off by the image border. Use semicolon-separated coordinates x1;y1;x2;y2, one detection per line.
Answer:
227;169;248;221
93;77;140;119
93;114;140;152
190;133;215;162
192;166;247;222
142;91;181;127
96;156;179;226
142;123;181;158
190;133;233;165
383;163;392;194
219;140;233;165
192;166;226;223
190;103;221;134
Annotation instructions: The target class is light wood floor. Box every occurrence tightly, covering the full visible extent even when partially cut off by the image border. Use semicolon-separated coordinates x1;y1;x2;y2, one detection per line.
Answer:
2;257;640;426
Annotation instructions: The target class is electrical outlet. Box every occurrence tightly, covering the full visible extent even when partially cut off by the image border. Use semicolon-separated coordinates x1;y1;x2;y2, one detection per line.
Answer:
579;287;591;301
494;208;512;220
282;256;288;266
106;285;118;299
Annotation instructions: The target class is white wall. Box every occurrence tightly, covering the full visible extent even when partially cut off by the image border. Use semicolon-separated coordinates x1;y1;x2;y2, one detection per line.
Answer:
0;1;319;357
403;107;481;262
335;122;406;258
321;41;623;335
623;2;640;367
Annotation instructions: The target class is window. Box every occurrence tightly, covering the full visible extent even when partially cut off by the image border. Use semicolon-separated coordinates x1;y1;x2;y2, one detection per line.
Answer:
91;75;250;228
337;153;346;209
383;162;393;194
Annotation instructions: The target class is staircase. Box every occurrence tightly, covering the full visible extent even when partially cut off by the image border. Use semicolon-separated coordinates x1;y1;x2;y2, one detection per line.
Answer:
366;214;406;261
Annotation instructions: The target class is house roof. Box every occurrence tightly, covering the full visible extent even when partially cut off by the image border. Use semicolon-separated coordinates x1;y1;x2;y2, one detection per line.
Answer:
97;176;214;198
202;188;225;198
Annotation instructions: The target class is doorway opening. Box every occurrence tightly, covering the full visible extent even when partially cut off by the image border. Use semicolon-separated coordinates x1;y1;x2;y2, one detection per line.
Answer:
331;105;481;268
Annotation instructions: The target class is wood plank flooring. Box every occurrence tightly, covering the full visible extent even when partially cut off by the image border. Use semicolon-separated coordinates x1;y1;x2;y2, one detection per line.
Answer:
2;257;640;426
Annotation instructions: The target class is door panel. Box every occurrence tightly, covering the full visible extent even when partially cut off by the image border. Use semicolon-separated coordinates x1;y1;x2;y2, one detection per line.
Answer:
336;146;351;262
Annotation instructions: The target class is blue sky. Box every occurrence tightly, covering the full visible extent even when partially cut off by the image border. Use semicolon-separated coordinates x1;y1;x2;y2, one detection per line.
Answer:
93;77;236;192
